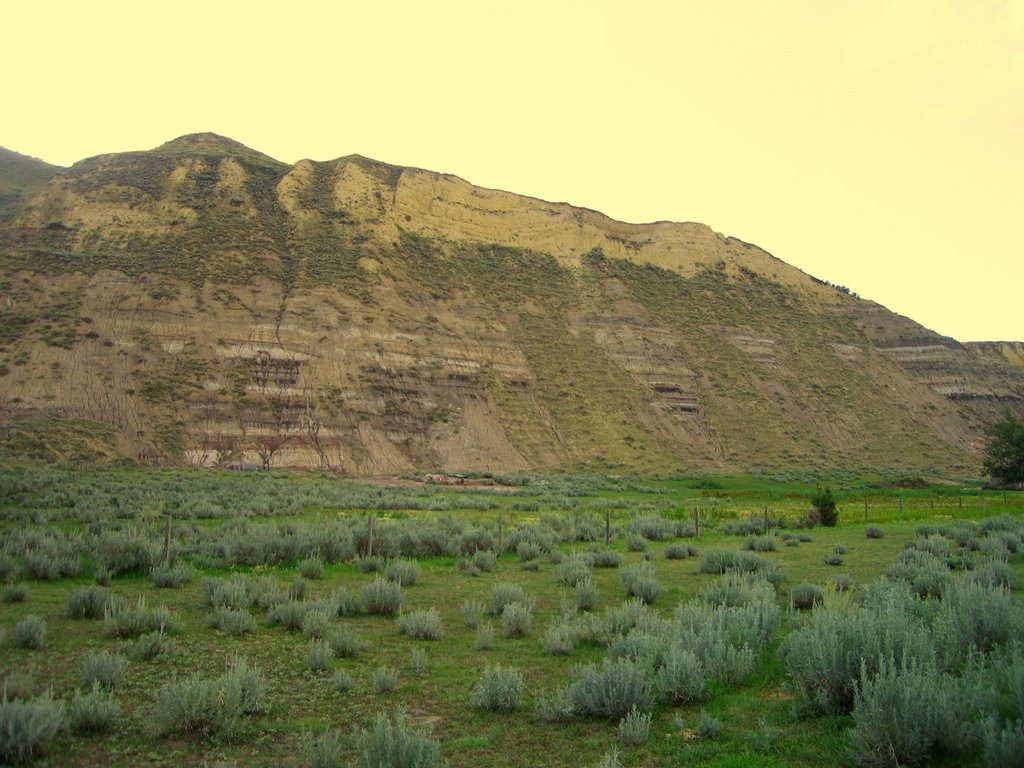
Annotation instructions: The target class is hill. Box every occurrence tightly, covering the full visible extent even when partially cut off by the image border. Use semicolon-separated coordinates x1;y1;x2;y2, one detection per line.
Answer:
0;146;62;220
1;134;1021;474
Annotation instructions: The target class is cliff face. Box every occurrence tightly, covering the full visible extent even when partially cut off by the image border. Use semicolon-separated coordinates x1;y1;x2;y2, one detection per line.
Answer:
1;133;1021;474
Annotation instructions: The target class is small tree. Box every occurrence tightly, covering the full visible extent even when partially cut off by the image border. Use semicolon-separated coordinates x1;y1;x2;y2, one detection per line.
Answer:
983;411;1024;486
812;486;838;527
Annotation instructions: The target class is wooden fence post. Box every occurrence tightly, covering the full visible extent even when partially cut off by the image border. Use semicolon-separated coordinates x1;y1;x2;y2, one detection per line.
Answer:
162;513;172;565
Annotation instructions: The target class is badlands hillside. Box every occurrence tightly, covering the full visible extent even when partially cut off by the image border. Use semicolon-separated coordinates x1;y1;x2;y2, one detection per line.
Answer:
0;134;1021;475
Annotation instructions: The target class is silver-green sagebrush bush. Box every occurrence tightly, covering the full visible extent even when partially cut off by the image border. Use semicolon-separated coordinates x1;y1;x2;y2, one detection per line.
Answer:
154;656;263;742
471;665;525;711
617;706;652;746
301;727;343;768
353;710;441;768
850;655;974;767
308;640;334;672
68;683;120;734
149;563;194;588
298;557;325;579
655;646;706;704
12;615;45;650
327;627;366;658
206;608;257;636
575;576;599;612
568;658;654;720
361;579;402;616
302;609;332;640
80;650;127;690
619;562;661;604
0;695;65;765
488;582;527;616
397;608;444;641
501;601;533;638
67;585;112;619
374;666;399;693
385;559;421;586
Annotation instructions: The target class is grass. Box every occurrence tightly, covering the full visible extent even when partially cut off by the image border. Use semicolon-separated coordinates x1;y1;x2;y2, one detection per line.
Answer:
0;467;1021;766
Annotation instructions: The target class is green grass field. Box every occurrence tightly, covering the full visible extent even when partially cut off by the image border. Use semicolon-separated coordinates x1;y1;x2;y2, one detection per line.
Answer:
0;468;1021;767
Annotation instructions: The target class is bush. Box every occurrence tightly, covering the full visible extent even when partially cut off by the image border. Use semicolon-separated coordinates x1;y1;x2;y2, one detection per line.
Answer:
471;665;525;711
555;552;594;587
655;646;706;704
865;525;885;539
535;687;575;723
207;608;257;636
790;583;825;610
397;608;444;641
744;535;777;552
626;533;648;552
385;559;421;586
353;710;441;768
327;627;366;658
620;562;661;604
127;630;173;661
68;683;119;734
80;651;127;690
780;600;935;716
811;486;838;527
471;550;497;573
664;542;695;559
267;599;310;631
298;557;325;579
374;666;399;694
488;583;527;616
410;648;429;674
302;610;332;640
984;718;1024;768
970;562;1016;590
308;640;334;672
334;587;363;617
154;657;263;742
460;599;486;628
105;597;179;638
823;555;843;566
593;548;623;568
699;548;784;584
617;706;651;746
150;564;194;589
12;615;45;650
697;711;721;739
569;658;654;720
68;585;112;619
290;576;309;600
850;655;972;767
575;577;599;612
302;727;343;768
332;670;354;693
501;601;533;638
0;695;64;765
475;622;494;650
543;621;576;655
2;583;28;603
361;579;403;616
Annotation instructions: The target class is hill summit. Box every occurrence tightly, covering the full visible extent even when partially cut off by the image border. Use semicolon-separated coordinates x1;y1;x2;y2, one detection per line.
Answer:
0;134;1021;474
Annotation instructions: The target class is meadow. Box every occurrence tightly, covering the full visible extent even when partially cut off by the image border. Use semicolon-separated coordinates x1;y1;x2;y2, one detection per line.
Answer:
0;467;1022;767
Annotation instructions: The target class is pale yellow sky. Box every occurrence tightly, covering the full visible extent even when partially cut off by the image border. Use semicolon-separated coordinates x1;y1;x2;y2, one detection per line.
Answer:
4;0;1022;341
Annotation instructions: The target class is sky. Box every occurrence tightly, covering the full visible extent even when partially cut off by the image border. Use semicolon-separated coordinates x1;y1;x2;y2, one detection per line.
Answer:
4;0;1022;342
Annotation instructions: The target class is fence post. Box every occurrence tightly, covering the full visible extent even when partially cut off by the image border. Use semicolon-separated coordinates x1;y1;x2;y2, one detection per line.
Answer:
162;513;172;565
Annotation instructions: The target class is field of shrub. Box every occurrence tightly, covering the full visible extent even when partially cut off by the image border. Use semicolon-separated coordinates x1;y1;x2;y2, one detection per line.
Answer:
0;467;1022;767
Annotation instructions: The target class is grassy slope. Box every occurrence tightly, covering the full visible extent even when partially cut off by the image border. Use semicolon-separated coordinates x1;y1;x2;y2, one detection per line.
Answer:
0;469;1021;767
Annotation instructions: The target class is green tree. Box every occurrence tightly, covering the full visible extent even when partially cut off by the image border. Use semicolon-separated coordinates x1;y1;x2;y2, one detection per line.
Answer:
811;486;838;527
983;411;1024;485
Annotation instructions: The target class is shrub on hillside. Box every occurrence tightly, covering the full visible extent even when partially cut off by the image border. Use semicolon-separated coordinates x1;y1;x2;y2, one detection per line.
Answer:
471;665;525;711
0;695;64;765
361;579;402;616
568;658;654;721
353;710;441;768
